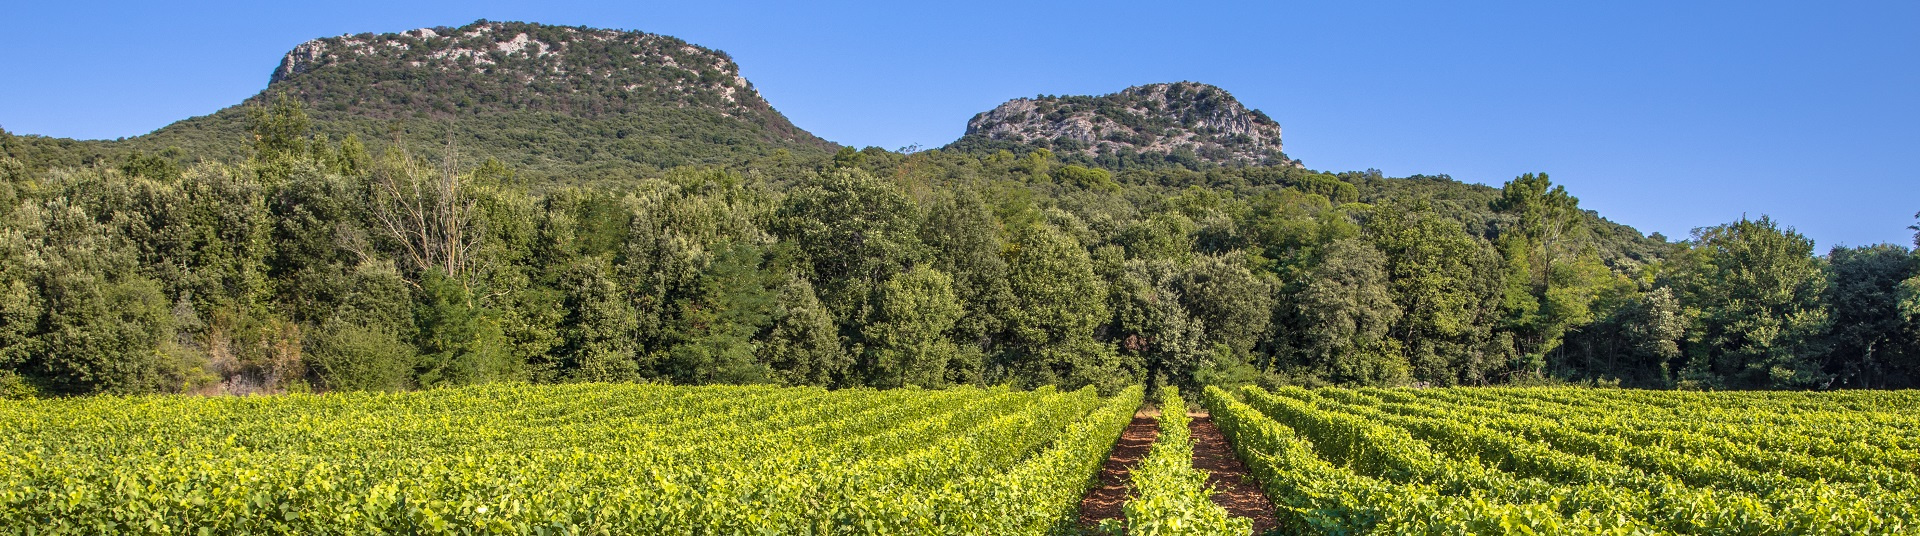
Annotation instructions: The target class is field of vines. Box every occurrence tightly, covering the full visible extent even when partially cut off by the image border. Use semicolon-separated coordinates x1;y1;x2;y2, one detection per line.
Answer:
11;382;1920;535
0;383;1141;534
1204;385;1920;535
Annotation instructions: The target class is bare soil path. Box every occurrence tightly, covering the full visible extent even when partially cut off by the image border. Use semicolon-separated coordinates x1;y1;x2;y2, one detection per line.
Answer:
1077;408;1159;530
1189;411;1280;533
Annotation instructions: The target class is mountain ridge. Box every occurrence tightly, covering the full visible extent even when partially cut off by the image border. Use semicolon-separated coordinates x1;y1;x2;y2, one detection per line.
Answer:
4;20;837;181
946;82;1298;170
4;24;1308;180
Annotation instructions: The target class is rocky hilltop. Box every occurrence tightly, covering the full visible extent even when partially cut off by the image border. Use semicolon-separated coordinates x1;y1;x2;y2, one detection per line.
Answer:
270;22;798;131
20;21;834;180
949;82;1296;169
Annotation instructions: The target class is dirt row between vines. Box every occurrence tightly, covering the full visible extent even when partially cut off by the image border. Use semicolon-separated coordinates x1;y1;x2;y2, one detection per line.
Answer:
1074;406;1279;534
1077;408;1159;529
1188;411;1280;532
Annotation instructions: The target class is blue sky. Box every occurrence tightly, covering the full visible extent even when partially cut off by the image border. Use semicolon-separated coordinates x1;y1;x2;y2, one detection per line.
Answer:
2;1;1915;250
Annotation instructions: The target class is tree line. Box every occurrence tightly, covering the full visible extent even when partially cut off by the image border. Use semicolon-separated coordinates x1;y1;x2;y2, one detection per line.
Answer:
1;98;1915;398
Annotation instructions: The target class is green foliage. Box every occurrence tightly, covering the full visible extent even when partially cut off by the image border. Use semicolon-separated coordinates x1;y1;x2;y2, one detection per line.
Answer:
0;383;1148;534
1118;387;1253;535
661;240;779;385
556;257;641;382
0;370;34;400
919;189;1013;354
1366;201;1503;384
1206;385;1920;534
305;316;416;391
1053;164;1118;192
760;275;849;386
1490;172;1615;377
248;93;313;166
1899;213;1920;344
775;169;922;324
1280;238;1407;384
1291;173;1358;204
0;136;1897;394
413;272;518;386
1106;258;1209;392
1668;216;1830;389
863;265;964;388
1002;222;1125;390
0;54;1902;394
1822;243;1919;388
1171;253;1274;356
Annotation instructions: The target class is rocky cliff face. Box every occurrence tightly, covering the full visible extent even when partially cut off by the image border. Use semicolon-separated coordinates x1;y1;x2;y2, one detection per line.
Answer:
266;21;802;133
91;20;835;180
954;82;1295;168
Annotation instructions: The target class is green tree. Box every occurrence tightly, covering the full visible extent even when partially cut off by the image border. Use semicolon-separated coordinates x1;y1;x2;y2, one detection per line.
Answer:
305;261;417;391
1823;243;1918;387
1284;239;1406;385
862;265;963;388
1;196;206;394
919;188;1013;354
332;134;373;176
1053;165;1118;192
0;157;24;221
1668;216;1829;389
414;271;517;386
557;257;641;382
247;93;314;182
1172;253;1275;357
1619;286;1687;380
1367;202;1503;385
1002;223;1125;390
1115;213;1198;262
1491;172;1598;375
1106;258;1207;393
774;169;921;326
305;316;416;391
1492;173;1580;282
662;241;777;385
1559;282;1686;387
760;275;848;386
266;169;364;325
1901;213;1920;332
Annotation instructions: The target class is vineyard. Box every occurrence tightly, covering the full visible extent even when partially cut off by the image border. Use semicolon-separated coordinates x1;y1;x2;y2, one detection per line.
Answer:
6;383;1920;534
1203;385;1920;535
0;383;1140;534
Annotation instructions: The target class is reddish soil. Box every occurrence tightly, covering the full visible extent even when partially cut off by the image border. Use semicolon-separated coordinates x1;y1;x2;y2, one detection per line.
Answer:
1189;411;1280;533
1077;408;1159;530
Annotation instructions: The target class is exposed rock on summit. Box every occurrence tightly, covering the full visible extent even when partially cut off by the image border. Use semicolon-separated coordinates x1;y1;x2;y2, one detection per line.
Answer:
267;21;791;129
80;20;836;180
952;82;1296;168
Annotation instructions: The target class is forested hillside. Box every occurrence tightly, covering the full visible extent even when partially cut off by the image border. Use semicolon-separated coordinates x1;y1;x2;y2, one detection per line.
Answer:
0;21;834;184
2;91;1915;399
1;21;1916;400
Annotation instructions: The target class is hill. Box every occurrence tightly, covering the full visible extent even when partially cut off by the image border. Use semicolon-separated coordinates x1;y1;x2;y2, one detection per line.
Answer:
946;82;1298;170
2;20;835;183
4;20;1906;401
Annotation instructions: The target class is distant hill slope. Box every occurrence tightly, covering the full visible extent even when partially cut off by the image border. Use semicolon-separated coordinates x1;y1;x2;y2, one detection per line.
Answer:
3;20;835;182
945;82;1299;170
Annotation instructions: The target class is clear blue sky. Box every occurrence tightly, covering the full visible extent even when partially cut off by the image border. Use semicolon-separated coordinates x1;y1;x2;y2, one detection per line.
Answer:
3;1;1915;251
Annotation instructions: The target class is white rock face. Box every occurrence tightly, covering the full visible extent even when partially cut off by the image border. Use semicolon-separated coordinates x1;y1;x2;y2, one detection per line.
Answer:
494;33;550;56
257;20;788;127
269;22;746;103
272;40;328;81
963;82;1293;167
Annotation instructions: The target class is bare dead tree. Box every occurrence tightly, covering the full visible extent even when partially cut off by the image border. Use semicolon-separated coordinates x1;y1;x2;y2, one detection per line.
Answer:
368;133;482;295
